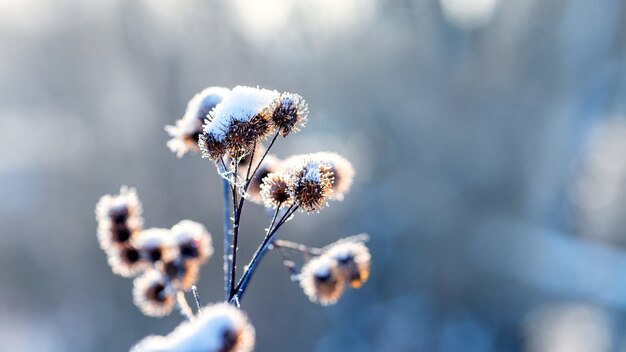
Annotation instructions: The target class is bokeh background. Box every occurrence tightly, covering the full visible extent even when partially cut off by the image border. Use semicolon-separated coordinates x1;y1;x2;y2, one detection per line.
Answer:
2;0;626;351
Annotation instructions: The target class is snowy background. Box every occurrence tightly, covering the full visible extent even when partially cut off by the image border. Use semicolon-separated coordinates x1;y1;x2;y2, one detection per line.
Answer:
2;0;626;351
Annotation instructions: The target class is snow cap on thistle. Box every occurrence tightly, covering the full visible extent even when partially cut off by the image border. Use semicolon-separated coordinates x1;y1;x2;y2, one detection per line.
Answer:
132;303;255;352
133;270;176;317
270;92;308;137
95;186;143;251
299;255;345;306
165;86;230;158
200;86;279;159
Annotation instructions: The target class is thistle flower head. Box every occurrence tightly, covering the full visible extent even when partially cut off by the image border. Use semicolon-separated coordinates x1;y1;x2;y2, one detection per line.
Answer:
285;155;334;212
170;220;213;264
165;87;230;158
106;244;147;278
134;228;172;264
133;271;176;317
299;255;344;306
161;257;200;291
200;86;279;159
324;241;370;288
95;186;143;251
270;92;308;137
310;152;354;201
247;154;280;203
260;172;294;209
132;303;255;352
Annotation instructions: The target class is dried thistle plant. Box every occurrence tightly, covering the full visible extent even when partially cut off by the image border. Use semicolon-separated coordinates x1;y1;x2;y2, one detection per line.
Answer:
95;85;371;351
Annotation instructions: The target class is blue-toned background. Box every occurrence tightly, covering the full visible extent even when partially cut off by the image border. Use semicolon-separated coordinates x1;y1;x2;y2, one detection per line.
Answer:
2;0;626;351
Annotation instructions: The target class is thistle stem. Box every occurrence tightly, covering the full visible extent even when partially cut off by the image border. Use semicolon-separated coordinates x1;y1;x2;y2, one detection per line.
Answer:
272;239;323;256
176;291;194;320
222;173;232;301
230;156;240;297
230;205;298;303
191;285;202;313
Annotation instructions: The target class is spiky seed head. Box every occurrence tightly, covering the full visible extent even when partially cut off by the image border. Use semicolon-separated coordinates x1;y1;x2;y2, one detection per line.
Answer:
133;271;176;317
165;87;230;158
105;244;147;278
95;186;143;251
161;258;200;291
310;152;355;201
170;220;213;264
198;133;229;160
324;241;371;288
260;172;294;209
247;154;280;203
201;86;279;159
285;156;334;212
134;228;172;264
270;92;308;137
299;255;345;306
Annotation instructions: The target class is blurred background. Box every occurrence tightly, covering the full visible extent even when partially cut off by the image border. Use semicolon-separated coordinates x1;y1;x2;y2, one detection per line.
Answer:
2;0;626;351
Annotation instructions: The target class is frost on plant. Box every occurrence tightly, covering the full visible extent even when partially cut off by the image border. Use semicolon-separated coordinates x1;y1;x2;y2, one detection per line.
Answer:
95;85;371;351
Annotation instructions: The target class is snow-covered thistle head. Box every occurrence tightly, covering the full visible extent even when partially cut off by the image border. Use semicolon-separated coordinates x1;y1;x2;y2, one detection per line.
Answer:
171;220;213;264
95;186;143;251
260;172;294;209
133;271;176;317
200;86;279;159
324;241;371;288
132;303;255;352
270;92;308;137
311;152;354;201
285;156;335;212
165;87;230;158
299;255;344;306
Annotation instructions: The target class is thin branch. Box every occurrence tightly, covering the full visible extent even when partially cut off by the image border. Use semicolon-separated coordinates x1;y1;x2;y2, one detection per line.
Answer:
176;291;194;320
272;239;323;256
245;140;257;182
229;154;240;296
244;131;280;192
220;163;233;302
191;285;202;313
228;133;281;298
230;205;299;303
272;246;301;280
